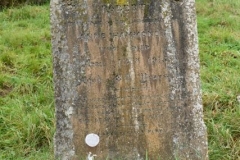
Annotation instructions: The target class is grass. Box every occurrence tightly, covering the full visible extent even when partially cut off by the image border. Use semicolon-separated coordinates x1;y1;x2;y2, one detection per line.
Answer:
0;4;54;160
0;0;240;159
196;0;240;159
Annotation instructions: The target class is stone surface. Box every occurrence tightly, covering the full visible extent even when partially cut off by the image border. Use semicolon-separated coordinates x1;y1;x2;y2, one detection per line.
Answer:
51;0;208;159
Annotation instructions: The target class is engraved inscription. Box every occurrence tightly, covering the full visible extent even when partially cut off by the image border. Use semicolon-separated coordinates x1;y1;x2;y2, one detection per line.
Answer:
75;1;170;137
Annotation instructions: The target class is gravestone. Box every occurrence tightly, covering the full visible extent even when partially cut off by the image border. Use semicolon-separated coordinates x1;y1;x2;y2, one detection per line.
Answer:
51;0;208;159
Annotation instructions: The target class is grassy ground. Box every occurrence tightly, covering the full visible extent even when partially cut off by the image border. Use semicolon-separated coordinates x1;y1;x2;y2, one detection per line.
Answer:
197;0;240;159
0;4;54;160
0;0;240;159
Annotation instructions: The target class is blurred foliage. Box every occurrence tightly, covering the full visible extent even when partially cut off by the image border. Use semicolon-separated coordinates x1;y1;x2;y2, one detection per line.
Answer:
0;0;49;8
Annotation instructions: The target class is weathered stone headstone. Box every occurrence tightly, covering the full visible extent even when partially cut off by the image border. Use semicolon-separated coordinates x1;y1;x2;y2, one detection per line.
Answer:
51;0;208;159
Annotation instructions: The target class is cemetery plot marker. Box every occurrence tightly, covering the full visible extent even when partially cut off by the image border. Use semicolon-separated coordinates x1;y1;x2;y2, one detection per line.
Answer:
51;0;208;159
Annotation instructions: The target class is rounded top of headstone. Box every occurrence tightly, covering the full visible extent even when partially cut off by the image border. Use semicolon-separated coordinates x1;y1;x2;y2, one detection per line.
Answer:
85;133;100;147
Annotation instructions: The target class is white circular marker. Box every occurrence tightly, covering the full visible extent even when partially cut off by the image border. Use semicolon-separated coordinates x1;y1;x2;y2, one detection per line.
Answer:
85;133;100;147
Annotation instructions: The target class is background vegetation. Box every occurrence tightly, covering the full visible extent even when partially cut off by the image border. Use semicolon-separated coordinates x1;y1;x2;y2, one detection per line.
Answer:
0;0;239;159
0;4;54;160
197;0;240;159
0;0;49;9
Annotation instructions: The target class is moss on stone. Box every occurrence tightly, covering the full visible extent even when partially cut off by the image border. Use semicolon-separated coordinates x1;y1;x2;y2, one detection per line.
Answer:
116;0;128;5
102;0;128;5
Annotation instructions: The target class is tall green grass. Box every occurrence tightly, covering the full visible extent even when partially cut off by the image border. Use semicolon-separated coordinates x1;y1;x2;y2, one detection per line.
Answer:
197;0;240;159
0;4;54;160
0;0;240;159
